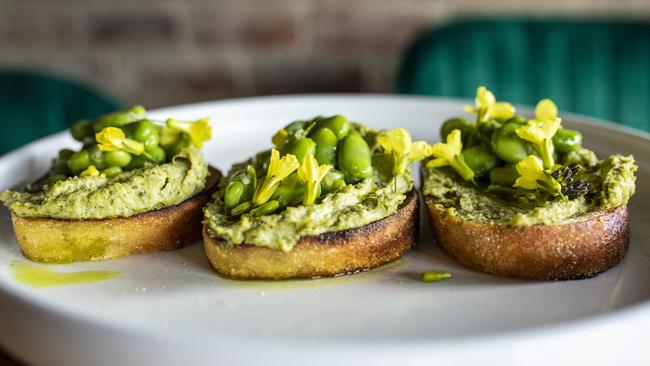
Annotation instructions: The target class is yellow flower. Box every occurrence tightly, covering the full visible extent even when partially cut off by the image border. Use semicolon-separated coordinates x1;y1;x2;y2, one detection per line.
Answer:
166;117;212;148
79;165;105;178
96;127;145;155
297;154;332;205
377;128;432;176
515;99;561;169
514;155;561;196
426;129;474;181
464;86;515;122
253;149;300;205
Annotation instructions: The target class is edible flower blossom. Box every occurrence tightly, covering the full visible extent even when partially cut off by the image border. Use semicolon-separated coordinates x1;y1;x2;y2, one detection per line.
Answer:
514;155;562;196
252;149;300;205
464;86;515;122
166;117;212;148
79;165;105;178
377;128;432;177
426;129;475;182
96;127;145;155
515;99;561;169
297;154;332;205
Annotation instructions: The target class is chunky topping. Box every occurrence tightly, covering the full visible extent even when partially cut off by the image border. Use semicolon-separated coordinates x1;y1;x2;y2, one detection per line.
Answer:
207;116;428;250
0;106;213;219
1;148;208;219
220;116;430;219
426;85;637;215
427;129;474;182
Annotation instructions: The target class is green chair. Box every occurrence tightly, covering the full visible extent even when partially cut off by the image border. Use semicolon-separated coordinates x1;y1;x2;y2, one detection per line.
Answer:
397;19;650;132
0;71;120;155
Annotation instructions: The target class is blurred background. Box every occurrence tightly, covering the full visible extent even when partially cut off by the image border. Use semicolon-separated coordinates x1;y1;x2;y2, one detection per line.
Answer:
2;0;650;154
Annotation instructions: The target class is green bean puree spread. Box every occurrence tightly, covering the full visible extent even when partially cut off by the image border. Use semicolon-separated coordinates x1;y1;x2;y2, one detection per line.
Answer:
204;116;427;252
423;153;635;226
423;86;637;226
205;168;411;252
1;148;207;219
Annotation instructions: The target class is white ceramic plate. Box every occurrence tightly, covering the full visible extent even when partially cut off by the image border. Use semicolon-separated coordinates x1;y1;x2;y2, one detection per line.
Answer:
0;95;648;366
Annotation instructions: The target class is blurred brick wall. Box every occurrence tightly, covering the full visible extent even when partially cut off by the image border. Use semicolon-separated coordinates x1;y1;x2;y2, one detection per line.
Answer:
1;0;650;107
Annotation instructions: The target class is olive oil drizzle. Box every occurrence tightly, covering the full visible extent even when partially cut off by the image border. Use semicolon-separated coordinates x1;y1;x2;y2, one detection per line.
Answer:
10;261;120;288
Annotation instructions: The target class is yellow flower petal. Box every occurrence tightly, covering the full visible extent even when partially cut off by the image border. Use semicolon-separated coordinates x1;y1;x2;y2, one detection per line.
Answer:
96;127;144;155
96;127;125;152
428;129;474;181
378;128;431;176
166;118;212;148
410;141;432;162
513;155;547;190
297;154;332;205
79;165;104;178
486;102;516;120
515;121;546;146
475;86;496;110
253;149;299;205
535;99;558;122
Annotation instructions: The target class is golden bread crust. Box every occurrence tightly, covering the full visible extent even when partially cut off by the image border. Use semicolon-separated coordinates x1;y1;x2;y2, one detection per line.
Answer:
424;196;629;280
9;167;221;263
203;189;419;279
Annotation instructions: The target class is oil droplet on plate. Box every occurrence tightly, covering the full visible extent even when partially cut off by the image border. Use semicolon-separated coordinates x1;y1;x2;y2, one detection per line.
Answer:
9;261;120;288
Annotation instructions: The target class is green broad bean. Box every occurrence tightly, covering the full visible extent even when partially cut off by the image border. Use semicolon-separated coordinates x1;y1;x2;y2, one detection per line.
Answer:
125;155;147;170
363;129;379;150
224;167;256;208
489;164;520;186
270;184;304;207
338;131;373;183
440;118;475;142
462;146;499;176
284;120;309;135
250;200;280;216
231;200;253;216
224;182;246;208
52;149;74;173
552;128;582;154
282;137;316;163
67;150;92;174
321;169;346;194
506;115;528;124
93;105;147;132
101;166;123;178
131;120;160;147
47;174;67;184
52;157;69;174
165;135;190;158
491;123;536;163
474;119;501;145
145;145;166;164
104;150;132;167
70;120;94;142
317;115;350;140
88;146;108;170
58;149;75;160
253;149;271;175
310;128;338;165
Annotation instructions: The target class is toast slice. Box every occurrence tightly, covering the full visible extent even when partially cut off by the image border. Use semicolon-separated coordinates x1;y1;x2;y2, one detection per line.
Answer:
203;189;419;279
424;196;629;280
9;167;221;263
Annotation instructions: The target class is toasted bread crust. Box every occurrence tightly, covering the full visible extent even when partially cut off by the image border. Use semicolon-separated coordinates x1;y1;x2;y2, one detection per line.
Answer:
425;196;629;280
203;190;419;279
9;167;221;263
